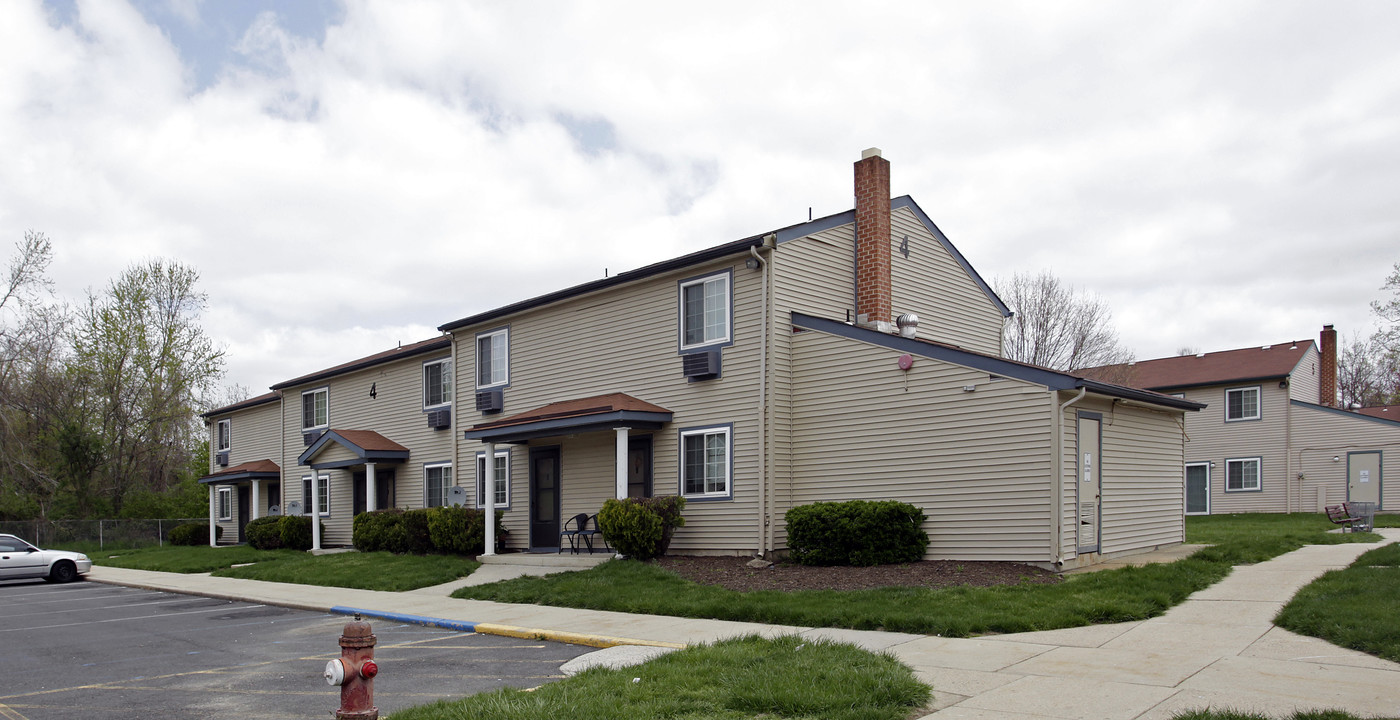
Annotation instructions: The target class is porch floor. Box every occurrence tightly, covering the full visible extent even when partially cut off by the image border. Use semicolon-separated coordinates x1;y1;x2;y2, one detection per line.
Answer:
479;552;613;569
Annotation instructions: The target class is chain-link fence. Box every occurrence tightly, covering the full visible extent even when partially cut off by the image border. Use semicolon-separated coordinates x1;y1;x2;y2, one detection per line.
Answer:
0;518;205;550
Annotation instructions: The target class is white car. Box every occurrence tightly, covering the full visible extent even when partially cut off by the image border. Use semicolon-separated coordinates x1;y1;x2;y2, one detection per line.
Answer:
0;533;92;582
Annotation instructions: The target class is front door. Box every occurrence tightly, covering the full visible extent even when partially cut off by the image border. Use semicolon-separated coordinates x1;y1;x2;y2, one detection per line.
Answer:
628;437;653;499
237;486;251;542
1077;413;1102;553
1185;463;1210;515
1348;452;1382;507
529;446;562;551
353;470;397;515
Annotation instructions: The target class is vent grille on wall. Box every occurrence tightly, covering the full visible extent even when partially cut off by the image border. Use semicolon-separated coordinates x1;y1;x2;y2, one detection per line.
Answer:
682;350;721;380
475;389;503;413
427;408;451;429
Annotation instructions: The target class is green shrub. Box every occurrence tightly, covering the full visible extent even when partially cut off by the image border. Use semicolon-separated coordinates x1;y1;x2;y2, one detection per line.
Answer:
785;500;928;566
598;497;681;560
402;508;433;554
354;508;407;553
426;506;506;556
636;495;686;554
276;515;325;551
245;516;283;550
169;522;221;546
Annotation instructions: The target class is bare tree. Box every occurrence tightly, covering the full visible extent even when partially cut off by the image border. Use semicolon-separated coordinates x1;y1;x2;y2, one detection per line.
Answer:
995;271;1134;371
1176;346;1199;356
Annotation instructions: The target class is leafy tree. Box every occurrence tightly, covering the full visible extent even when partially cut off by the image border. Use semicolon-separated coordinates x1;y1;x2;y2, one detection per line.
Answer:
995;271;1134;371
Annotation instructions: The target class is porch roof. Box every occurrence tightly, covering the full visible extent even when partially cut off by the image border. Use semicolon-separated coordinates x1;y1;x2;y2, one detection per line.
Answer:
299;429;411;470
198;459;281;485
463;392;673;444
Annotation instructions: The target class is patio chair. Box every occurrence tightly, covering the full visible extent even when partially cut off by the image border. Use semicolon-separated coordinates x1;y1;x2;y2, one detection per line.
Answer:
578;513;611;554
558;513;590;554
1325;504;1361;532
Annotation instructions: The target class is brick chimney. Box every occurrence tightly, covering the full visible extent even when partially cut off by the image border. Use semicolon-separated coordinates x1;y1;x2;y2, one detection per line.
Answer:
854;148;893;332
1319;324;1337;407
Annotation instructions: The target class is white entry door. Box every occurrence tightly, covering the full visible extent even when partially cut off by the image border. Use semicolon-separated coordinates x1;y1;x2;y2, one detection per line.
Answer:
1348;452;1382;507
1077;414;1102;553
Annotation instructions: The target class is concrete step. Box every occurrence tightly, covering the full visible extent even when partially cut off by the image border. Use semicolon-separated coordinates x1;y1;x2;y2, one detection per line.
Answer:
479;552;613;568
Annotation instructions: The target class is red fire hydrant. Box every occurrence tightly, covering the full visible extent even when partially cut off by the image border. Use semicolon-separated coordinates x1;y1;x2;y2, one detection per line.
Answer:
323;614;379;720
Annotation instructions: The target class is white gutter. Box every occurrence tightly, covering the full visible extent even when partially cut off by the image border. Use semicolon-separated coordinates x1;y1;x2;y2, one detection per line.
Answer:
1051;386;1087;567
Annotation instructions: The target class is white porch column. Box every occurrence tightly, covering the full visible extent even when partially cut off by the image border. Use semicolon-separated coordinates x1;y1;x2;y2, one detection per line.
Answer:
366;463;377;512
251;480;261;521
310;474;322;551
482;441;496;556
613;428;630;499
208;485;217;547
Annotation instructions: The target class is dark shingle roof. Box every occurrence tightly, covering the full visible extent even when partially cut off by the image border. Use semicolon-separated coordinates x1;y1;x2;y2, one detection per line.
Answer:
1081;340;1315;391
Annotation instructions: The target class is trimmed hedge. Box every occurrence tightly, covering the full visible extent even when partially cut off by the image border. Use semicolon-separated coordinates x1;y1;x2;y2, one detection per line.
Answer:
354;506;504;555
785;500;928;566
275;515;325;551
245;516;282;550
169;522;222;546
598;496;687;560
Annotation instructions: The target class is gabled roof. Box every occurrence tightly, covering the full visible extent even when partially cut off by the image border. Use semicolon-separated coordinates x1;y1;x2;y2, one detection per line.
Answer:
202;391;280;419
463;392;673;444
1293;400;1400;427
270;336;451;390
1080;340;1316;391
198;459;281;484
791;312;1203;411
299;429;411;469
439;196;1010;333
1356;405;1400;421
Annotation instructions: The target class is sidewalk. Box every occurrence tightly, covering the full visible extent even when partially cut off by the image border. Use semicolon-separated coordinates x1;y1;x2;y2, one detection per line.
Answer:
89;529;1400;719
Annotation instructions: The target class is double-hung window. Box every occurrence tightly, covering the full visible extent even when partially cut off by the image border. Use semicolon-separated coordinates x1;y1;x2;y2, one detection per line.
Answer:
1225;458;1261;492
217;487;232;520
476;451;510;508
301;474;330;515
216;419;231;452
302;388;328;430
476;329;508;388
1225;386;1260;422
424;463;452;508
679;273;730;349
680;426;731;498
423;358;452;409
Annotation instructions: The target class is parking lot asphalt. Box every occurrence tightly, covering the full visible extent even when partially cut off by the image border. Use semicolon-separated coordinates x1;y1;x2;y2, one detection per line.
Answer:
0;578;593;720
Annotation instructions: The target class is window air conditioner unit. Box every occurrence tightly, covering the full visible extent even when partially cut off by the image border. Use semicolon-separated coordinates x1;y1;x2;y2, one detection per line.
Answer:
475;389;503;413
216;451;229;467
682;350;721;380
427;408;451;429
302;430;322;446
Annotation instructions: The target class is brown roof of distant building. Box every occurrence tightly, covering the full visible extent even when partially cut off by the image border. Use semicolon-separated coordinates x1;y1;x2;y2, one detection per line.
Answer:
270;336;451;390
1080;340;1316;390
470;393;672;432
1356;405;1400;421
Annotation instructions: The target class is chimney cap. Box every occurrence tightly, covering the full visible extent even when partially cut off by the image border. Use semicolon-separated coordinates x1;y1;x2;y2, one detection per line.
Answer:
861;147;883;160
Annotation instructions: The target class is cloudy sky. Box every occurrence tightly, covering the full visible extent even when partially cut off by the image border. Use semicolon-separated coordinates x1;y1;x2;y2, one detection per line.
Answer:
3;0;1398;393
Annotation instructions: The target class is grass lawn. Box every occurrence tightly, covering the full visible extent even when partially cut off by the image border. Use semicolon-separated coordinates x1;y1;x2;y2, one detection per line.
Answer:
453;513;1382;637
386;635;930;720
1275;541;1400;663
91;545;479;591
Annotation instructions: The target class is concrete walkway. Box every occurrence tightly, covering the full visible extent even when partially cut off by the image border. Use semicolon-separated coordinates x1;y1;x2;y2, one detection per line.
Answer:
87;530;1400;719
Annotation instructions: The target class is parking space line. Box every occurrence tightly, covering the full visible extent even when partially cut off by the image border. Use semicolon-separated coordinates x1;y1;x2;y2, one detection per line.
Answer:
0;604;266;632
0;702;32;720
0;590;166;604
0;585;114;600
6;597;225;619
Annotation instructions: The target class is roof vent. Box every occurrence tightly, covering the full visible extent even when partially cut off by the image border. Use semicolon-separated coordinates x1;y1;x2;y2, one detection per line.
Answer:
1195;353;1205;358
895;313;919;339
1262;345;1271;350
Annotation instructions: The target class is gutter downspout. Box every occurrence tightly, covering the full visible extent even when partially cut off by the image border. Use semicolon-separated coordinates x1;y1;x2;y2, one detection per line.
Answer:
450;330;460;513
1285;386;1293;513
750;240;772;555
1051;387;1087;567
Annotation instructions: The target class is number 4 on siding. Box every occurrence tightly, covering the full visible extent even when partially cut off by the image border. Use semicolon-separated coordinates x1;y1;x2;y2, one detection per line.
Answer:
899;235;910;258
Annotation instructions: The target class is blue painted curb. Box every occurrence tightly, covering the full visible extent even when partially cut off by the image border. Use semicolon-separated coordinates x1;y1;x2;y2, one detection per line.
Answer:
331;606;479;633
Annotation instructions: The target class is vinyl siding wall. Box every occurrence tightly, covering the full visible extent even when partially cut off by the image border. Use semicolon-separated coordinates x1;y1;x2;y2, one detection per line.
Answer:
452;256;764;554
282;351;457;546
208;400;282;541
787;329;1056;562
1174;382;1291;513
1290;404;1400;511
889;206;1004;355
1287;346;1322;406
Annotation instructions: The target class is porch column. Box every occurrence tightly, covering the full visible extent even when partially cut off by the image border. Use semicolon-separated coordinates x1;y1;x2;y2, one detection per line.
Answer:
208;485;217;547
310;473;322;551
482;441;496;556
251;479;261;521
366;462;377;512
614;427;629;499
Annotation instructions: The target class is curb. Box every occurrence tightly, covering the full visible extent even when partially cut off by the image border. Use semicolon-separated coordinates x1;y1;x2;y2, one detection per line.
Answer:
331;606;686;650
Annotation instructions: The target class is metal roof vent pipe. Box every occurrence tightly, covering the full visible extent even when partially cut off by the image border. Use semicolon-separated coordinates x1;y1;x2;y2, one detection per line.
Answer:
896;313;919;339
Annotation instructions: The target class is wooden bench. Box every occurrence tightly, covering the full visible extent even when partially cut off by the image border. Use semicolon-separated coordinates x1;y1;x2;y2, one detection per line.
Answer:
1325;504;1362;532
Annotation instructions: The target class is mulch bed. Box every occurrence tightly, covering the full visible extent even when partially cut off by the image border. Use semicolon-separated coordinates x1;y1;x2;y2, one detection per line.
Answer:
651;555;1061;592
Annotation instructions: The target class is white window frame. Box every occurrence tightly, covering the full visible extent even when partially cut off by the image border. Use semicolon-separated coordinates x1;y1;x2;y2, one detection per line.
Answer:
1225;386;1261;422
423;357;453;410
1225;457;1262;492
424;462;453;508
476;328;509;389
679;272;731;350
476;450;510;509
302;387;329;430
216;419;231;452
679;425;732;499
301;474;330;515
217;487;232;520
